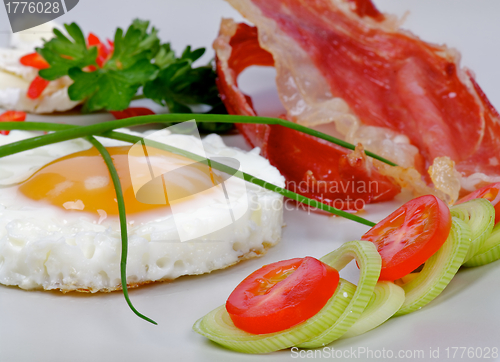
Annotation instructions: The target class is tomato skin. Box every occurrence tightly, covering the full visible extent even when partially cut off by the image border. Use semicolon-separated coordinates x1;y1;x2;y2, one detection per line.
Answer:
0;111;26;135
226;257;339;335
456;182;500;224
362;195;451;281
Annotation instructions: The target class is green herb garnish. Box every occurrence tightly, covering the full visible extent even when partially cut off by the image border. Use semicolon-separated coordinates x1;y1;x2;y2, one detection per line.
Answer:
38;23;97;80
0;114;396;324
36;20;225;122
144;45;221;114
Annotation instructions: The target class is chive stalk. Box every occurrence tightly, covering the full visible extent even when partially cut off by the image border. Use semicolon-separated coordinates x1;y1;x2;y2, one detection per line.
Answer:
0;120;377;226
0;114;397;166
0;115;384;323
86;136;158;325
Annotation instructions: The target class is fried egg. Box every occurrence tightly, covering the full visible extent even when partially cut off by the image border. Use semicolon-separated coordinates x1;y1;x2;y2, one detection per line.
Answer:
0;130;285;292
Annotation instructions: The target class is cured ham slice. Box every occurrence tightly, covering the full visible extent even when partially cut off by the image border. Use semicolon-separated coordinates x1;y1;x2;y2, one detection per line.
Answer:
214;21;401;210
216;0;500;203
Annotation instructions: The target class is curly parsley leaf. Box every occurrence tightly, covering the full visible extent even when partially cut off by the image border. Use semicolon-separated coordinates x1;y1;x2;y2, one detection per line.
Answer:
68;59;157;112
143;44;229;132
67;21;160;112
144;46;221;111
153;43;176;69
105;19;160;70
37;23;97;80
35;19;228;123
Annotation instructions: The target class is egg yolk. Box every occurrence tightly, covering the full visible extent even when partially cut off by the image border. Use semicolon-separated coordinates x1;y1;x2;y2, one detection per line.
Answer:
19;146;219;216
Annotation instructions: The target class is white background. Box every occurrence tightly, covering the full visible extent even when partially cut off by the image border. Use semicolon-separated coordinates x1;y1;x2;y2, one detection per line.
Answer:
1;1;500;361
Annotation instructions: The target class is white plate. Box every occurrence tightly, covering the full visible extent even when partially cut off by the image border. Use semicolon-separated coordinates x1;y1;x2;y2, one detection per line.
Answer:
1;1;500;361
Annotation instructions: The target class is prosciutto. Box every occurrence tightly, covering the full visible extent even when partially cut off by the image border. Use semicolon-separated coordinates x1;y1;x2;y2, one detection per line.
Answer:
214;21;401;210
215;0;500;203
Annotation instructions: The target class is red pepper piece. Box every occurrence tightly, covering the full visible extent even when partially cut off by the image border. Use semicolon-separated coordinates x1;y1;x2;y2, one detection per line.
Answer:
26;76;50;100
0;110;26;135
110;107;155;120
19;52;49;70
87;32;101;47
87;33;112;68
27;76;50;100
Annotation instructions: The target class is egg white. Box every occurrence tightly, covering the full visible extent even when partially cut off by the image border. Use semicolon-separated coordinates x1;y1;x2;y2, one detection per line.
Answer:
0;22;81;113
0;130;285;292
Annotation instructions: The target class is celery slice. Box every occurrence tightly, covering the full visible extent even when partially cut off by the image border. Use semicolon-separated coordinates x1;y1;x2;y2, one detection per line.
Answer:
192;279;356;354
340;281;405;339
394;218;471;316
464;222;500;267
297;240;382;348
450;198;494;262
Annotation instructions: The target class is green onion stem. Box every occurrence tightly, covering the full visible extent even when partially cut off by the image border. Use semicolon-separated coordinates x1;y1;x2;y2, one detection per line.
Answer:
0;121;376;226
0;117;379;323
0;114;397;167
87;136;157;325
111;133;375;226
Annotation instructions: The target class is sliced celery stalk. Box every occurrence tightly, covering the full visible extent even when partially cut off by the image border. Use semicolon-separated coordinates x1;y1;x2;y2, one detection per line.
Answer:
192;279;356;354
450;198;494;262
464;222;500;267
394;218;471;316
341;281;405;339
297;240;382;348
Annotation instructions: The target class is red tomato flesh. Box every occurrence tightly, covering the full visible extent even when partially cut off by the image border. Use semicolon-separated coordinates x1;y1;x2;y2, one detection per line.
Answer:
0;111;26;135
226;257;339;335
456;182;500;224
362;195;451;281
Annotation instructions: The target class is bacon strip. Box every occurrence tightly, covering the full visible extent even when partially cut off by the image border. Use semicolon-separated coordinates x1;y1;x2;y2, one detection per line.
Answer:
249;0;483;164
214;20;400;209
218;0;500;201
214;22;273;150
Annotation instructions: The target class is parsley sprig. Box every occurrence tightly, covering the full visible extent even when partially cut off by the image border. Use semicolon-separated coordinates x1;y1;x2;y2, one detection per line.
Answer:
144;45;221;113
36;20;226;120
38;23;97;80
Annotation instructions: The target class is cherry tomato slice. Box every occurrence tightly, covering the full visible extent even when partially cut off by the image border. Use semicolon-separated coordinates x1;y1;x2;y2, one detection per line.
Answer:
0;110;26;135
110;107;155;119
19;52;49;70
361;195;451;281
456;182;500;224
226;257;339;334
